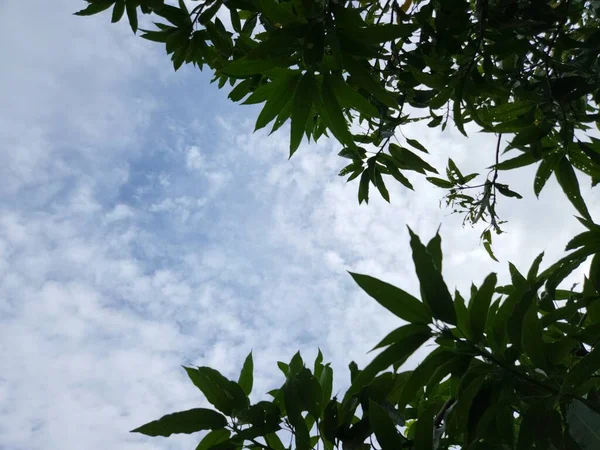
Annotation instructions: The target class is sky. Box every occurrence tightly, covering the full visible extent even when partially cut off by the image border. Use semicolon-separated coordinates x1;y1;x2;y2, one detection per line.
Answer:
0;1;599;449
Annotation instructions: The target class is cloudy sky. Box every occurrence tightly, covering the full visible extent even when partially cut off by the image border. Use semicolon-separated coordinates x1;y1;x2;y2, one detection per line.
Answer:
1;1;599;449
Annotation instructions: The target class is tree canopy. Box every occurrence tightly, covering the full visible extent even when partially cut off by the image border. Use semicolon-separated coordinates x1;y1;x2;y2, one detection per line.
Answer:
75;0;600;449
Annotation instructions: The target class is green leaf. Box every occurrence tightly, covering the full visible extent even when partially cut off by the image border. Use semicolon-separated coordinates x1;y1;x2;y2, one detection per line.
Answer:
534;152;562;197
238;352;254;396
408;227;457;325
257;0;298;26
343;55;397;108
406;138;428;153
321;75;357;149
347;327;430;396
481;101;534;122
350;24;413;43
348;272;432;324
329;74;379;118
74;1;114;16
220;57;287;76
255;75;300;131
374;169;390;202
468;273;497;342
521;302;548;369
496;184;522;199
565;345;600;390
427;177;453;188
358;170;370;204
567;400;600;449
389;144;437;174
369;400;406;450
126;0;138;32
111;0;125;22
414;404;437;450
527;252;545;283
371;324;432;352
395;349;456;412
131;408;227;437
453;96;467;137
184;366;249;415
290;72;315;157
426;229;443;272
385;160;414;190
196;429;232;450
555;156;592;220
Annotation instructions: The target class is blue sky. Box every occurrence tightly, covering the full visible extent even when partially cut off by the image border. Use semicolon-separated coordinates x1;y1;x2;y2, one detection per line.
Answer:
1;1;599;449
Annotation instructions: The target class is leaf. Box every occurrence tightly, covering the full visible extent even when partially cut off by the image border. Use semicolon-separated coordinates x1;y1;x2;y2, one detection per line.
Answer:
426;229;443;272
527;252;545;283
496;184;523;199
395;349;456;412
414;404;437;450
329;74;379;118
565;345;600;390
555;156;592;220
468;273;497;342
184;366;249;415
196;429;232;450
389;144;437;174
521;302;548;369
131;408;227;437
567;400;600;449
358;168;370;204
427;177;453;188
258;0;298;26
371;324;432;352
348;272;432;324
290;72;315;157
126;0;138;33
453;96;467;137
321;75;357;149
111;0;125;22
220;57;287;76
481;101;534;122
347;327;430;396
482;230;499;263
238;352;254;396
369;400;406;450
534;152;562;197
405;139;428;153
408;227;457;325
74;1;114;16
374;169;390;202
343;55;397;108
255;75;300;131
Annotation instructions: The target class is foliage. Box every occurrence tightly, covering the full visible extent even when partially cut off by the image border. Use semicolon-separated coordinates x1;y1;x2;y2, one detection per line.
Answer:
129;227;600;450
75;0;600;237
74;0;600;449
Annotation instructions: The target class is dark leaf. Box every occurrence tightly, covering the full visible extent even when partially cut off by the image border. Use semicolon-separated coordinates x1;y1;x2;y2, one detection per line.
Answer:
555;156;592;220
348;272;432;325
468;273;497;342
238;352;254;397
369;400;406;450
132;408;227;437
196;429;231;450
408;227;456;324
290;72;315;157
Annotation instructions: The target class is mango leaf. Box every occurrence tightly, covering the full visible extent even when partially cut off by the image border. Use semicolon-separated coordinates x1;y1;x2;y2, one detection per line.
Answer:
555;156;592;220
329;74;379;118
74;1;115;16
131;408;227;437
369;400;406;450
196;429;232;450
427;177;453;188
426;229;443;272
220;57;287;76
238;352;254;396
521;302;548;369
468;273;497;342
255;75;300;131
567;400;600;450
126;0;138;32
258;0;299;26
347;327;430;396
527;251;545;283
496;184;522;199
184;366;249;415
343;55;397;108
534;152;562;197
348;272;432;324
290;72;315;157
406;138;428;153
321;75;357;149
358;170;370;204
111;0;125;22
480;101;534;122
371;324;432;352
390;144;437;174
414;404;437;450
565;345;600;390
408;227;457;325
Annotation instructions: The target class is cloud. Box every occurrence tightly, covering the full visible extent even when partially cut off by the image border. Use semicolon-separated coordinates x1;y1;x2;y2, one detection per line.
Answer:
2;2;599;449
